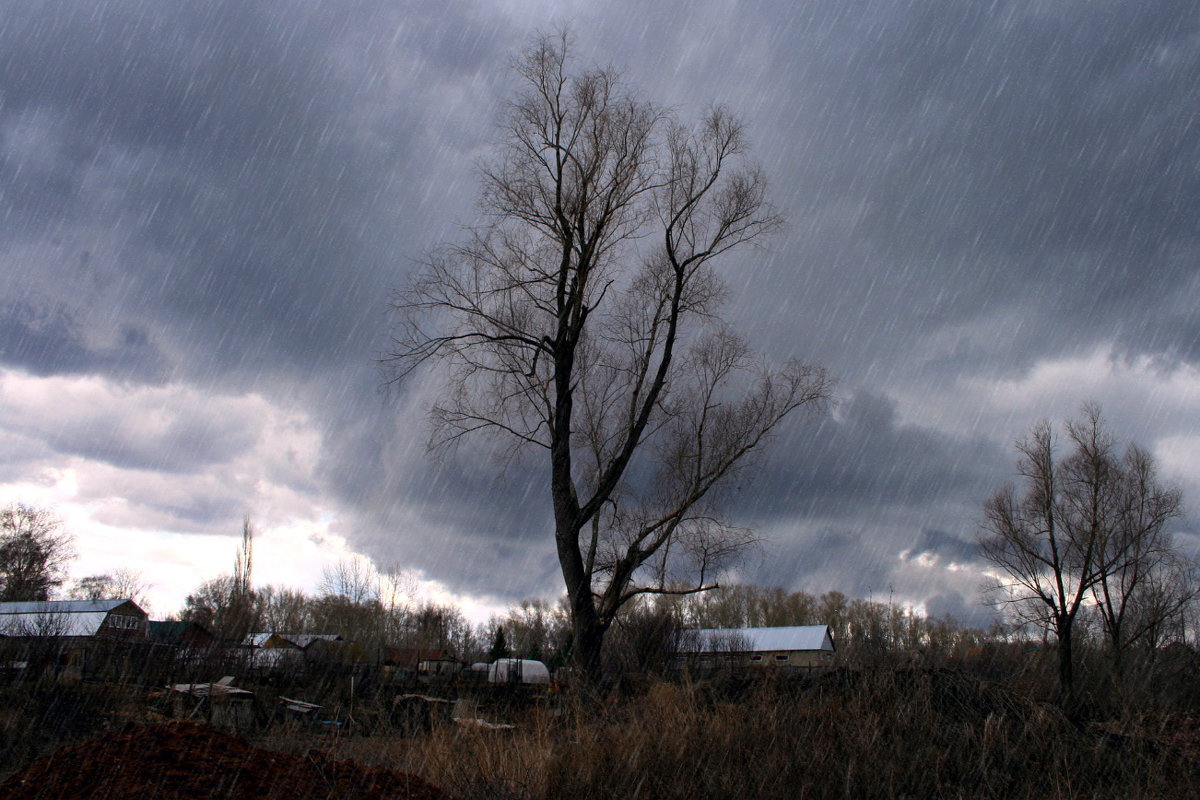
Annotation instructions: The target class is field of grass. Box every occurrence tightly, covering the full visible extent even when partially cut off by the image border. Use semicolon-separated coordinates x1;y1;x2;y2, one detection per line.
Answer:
252;669;1200;799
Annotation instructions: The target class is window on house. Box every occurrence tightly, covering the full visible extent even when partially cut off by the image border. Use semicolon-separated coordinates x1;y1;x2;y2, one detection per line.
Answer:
775;654;789;662
749;655;763;662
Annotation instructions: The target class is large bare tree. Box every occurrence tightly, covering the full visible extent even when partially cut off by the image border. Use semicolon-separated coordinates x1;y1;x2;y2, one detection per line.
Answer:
980;405;1187;701
388;31;830;677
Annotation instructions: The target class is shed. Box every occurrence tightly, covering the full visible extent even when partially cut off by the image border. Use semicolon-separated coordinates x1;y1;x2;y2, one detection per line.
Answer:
677;625;836;669
383;647;453;670
241;632;304;670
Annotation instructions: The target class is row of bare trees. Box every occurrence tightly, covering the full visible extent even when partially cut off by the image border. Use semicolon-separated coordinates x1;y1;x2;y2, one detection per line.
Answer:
0;503;153;609
177;523;477;657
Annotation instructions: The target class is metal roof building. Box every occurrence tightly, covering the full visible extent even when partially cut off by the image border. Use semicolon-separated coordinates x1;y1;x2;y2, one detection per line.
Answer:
0;599;147;638
683;625;836;653
677;625;836;669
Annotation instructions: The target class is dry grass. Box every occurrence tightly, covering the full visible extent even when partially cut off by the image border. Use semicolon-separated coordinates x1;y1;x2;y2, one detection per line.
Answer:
255;670;1200;800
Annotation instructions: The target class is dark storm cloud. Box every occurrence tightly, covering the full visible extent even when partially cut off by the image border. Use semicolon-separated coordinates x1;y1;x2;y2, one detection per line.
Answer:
0;0;510;386
3;0;1197;613
690;0;1200;378
731;390;1004;522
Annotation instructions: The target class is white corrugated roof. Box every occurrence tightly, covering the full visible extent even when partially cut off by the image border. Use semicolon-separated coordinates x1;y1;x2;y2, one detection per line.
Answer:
681;625;835;653
0;599;128;615
0;599;145;638
0;611;110;637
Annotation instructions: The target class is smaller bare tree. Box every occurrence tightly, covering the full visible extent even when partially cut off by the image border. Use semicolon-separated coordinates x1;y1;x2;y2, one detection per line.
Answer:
1090;444;1188;673
70;569;152;610
980;405;1190;702
319;555;381;605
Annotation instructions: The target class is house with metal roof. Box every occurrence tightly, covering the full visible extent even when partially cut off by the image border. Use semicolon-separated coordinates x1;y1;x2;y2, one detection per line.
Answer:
676;625;836;670
0;599;150;680
0;599;148;640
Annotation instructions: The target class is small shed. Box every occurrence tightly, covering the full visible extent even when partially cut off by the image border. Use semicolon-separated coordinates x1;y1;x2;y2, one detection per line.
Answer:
677;625;836;669
169;676;256;729
383;647;453;670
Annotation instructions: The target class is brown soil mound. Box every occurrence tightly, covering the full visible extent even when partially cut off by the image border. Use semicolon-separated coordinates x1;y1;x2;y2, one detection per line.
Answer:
0;721;454;800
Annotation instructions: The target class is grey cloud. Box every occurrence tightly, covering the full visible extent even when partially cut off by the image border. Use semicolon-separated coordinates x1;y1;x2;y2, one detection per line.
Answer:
925;590;996;629
34;405;258;476
0;302;168;382
905;528;982;566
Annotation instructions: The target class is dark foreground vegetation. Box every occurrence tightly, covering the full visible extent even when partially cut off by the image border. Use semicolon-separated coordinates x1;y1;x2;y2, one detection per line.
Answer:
1;647;1198;800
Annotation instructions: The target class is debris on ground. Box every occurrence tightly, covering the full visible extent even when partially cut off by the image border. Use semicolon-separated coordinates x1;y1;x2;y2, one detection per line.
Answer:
0;721;454;799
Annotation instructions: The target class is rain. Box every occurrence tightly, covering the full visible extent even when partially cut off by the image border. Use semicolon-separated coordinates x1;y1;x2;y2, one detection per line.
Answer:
0;0;1198;673
4;1;1200;795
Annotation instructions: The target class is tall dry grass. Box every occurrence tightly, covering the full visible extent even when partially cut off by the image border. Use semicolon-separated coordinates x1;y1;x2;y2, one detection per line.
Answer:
260;669;1199;799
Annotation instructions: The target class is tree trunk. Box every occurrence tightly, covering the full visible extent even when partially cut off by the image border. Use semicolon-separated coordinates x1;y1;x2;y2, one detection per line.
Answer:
1056;613;1075;707
571;609;607;682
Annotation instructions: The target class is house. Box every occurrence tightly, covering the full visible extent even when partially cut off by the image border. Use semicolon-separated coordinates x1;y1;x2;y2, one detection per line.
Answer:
0;599;148;640
0;599;150;680
676;625;836;670
382;646;454;670
148;620;215;650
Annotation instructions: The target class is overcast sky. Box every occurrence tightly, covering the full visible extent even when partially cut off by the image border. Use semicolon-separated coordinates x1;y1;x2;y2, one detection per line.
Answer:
1;0;1197;623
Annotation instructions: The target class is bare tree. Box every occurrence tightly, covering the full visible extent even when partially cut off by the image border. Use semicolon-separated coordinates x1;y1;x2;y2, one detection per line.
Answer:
319;555;381;605
1090;443;1188;673
980;405;1189;701
254;585;312;633
179;516;258;643
0;504;74;601
70;568;152;610
388;30;830;678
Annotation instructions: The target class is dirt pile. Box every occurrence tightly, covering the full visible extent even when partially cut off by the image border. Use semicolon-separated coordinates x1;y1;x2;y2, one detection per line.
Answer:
0;721;454;800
